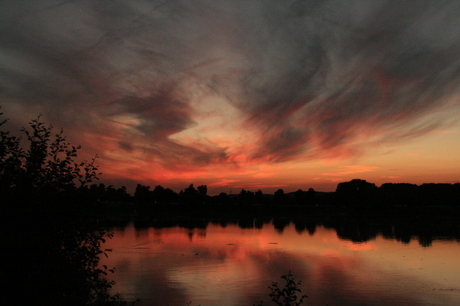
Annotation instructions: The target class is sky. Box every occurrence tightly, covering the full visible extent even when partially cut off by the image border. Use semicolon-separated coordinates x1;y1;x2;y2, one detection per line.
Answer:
1;0;460;194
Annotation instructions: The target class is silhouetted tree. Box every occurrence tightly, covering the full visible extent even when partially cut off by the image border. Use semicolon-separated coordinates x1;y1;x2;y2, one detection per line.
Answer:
274;188;288;205
134;184;151;204
254;189;266;205
306;188;316;205
149;185;163;205
163;187;179;203
420;183;455;206
153;185;176;204
181;184;198;205
197;185;207;197
89;183;107;200
336;179;377;209
217;192;229;205
1;113;100;206
379;183;419;207
0;112;24;192
0;110;130;305
196;184;210;205
294;189;306;205
105;185;130;202
293;188;316;206
238;189;255;207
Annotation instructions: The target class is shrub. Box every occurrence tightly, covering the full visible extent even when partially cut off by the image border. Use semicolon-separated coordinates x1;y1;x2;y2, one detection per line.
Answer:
255;271;308;306
1;109;134;305
1;111;100;203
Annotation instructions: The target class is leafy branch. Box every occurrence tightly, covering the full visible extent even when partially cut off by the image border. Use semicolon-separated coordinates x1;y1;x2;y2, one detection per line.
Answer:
254;271;308;306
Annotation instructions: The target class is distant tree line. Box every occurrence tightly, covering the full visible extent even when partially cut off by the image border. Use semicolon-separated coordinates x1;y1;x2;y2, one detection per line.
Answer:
75;179;460;214
78;182;319;211
335;179;460;209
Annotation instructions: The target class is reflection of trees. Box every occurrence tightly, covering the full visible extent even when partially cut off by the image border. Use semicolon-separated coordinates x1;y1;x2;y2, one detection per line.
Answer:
293;218;317;236
5;218;122;305
133;214;460;248
273;218;291;233
334;221;378;243
325;216;460;247
238;217;256;229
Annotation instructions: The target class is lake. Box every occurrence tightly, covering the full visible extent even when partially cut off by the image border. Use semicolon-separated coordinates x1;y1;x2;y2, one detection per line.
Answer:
101;217;460;305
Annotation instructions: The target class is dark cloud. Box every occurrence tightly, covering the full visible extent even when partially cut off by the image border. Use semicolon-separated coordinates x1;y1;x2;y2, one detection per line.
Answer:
100;93;230;168
106;94;195;139
222;0;460;160
1;0;460;178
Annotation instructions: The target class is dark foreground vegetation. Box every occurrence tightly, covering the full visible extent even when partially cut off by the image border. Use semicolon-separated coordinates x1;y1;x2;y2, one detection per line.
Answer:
1;111;135;305
2;109;459;305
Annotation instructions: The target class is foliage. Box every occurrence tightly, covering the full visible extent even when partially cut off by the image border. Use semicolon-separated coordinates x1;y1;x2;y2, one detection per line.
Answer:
335;179;378;209
0;111;101;199
255;271;308;306
0;109;24;190
0;109;134;305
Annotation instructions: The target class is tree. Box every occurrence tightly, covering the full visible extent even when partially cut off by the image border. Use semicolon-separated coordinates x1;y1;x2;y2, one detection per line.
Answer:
152;185;166;204
1;112;100;205
197;185;207;197
181;184;198;205
254;271;308;306
134;184;151;203
0;110;23;191
306;188;316;205
336;179;377;209
294;189;306;205
274;189;288;205
255;190;265;205
217;192;229;205
1;110;132;305
238;189;255;206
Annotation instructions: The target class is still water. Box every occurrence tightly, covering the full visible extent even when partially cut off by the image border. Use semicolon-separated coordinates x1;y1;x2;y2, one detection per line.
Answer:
102;219;460;305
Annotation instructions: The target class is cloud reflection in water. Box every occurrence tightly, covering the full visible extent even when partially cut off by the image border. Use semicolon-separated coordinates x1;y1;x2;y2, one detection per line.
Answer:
102;222;460;305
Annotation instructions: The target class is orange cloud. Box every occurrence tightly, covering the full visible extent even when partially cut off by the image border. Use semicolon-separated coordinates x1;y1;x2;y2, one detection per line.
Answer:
207;179;239;188
321;165;379;177
4;0;460;194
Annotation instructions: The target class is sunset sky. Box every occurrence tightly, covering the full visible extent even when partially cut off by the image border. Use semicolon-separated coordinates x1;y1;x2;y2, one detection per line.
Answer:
1;0;460;194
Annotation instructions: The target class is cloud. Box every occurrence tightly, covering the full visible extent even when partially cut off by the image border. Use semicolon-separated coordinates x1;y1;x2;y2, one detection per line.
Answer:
321;165;379;177
1;0;460;186
207;179;239;189
99;93;230;168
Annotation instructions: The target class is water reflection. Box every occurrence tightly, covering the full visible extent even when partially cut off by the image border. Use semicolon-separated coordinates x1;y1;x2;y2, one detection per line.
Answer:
121;215;460;247
102;218;460;306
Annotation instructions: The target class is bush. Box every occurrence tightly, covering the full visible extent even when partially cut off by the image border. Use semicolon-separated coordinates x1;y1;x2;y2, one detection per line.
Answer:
1;109;134;305
255;271;308;306
1;111;100;205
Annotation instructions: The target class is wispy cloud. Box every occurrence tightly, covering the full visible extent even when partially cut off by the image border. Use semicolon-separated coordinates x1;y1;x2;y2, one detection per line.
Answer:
1;0;460;188
207;179;239;188
322;165;379;177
